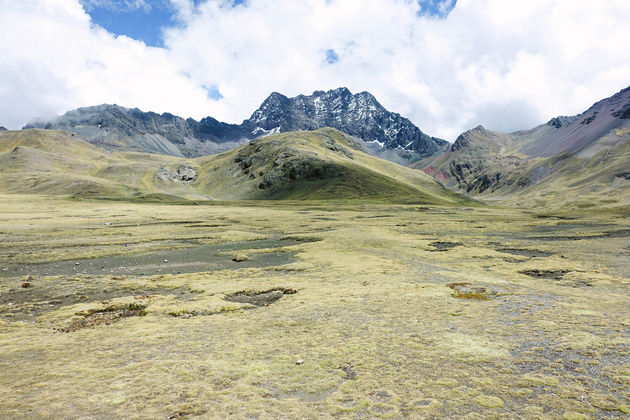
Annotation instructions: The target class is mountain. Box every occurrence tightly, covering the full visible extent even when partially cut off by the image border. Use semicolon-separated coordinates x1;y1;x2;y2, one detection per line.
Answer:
23;104;250;158
0;127;466;205
422;86;630;208
0;126;7;131
23;88;447;165
244;88;448;165
420;125;525;194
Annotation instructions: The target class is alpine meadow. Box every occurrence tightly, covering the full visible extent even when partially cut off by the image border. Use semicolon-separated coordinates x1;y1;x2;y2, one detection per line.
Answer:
1;1;629;419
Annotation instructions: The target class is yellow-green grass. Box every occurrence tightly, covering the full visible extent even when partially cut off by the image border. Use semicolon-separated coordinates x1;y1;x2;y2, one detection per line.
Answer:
494;139;630;211
0;194;628;418
0;128;468;205
422;125;630;211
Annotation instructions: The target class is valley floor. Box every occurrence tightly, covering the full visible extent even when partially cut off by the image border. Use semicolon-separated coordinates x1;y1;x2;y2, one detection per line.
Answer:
0;195;629;419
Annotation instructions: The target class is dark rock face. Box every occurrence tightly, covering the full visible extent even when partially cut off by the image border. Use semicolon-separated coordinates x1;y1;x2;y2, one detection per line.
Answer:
23;88;446;162
0;126;7;131
613;103;630;119
245;88;447;157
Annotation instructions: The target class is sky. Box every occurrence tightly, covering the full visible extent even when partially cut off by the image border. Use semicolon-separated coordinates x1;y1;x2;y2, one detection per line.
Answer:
1;0;629;141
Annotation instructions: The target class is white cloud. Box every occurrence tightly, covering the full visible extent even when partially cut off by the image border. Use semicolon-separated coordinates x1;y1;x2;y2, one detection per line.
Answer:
0;0;214;129
1;0;630;141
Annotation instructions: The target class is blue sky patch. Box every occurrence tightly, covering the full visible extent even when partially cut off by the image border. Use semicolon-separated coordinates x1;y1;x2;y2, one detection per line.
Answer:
417;0;457;18
81;0;176;47
203;85;224;101
325;49;339;64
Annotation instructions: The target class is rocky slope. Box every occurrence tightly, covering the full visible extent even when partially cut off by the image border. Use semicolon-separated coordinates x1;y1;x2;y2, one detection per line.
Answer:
419;125;527;194
422;86;630;208
24;88;447;164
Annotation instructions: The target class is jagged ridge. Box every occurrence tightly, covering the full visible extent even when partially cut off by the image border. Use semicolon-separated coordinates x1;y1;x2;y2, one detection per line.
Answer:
24;88;447;164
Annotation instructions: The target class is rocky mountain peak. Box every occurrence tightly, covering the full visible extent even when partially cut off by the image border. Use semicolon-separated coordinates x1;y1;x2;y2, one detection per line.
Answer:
245;87;446;160
261;92;290;106
24;88;447;163
330;87;352;97
0;126;7;131
450;125;487;152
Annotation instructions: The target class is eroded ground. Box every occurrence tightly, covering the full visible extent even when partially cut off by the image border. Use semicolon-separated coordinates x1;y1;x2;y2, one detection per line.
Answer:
0;194;629;419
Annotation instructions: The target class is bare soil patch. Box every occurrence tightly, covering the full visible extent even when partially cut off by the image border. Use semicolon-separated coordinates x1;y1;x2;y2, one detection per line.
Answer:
448;282;495;300
519;269;570;280
496;247;553;258
224;288;297;307
428;241;462;251
0;277;194;322
2;237;300;278
57;303;147;332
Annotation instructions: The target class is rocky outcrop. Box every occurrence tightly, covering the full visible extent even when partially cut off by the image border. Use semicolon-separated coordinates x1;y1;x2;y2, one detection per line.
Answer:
231;136;358;191
0;126;7;131
156;165;197;184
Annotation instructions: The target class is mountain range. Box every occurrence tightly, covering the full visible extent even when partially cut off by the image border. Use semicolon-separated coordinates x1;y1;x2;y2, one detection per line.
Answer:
422;86;630;208
8;84;630;208
24;88;447;166
0;127;465;205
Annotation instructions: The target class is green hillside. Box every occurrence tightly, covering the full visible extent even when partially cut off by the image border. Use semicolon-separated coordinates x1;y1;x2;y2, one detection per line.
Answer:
420;87;630;210
420;125;630;210
0;128;467;205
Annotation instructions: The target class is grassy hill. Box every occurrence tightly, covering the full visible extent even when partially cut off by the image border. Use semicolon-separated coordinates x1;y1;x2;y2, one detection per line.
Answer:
420;86;630;210
0;129;185;201
420;125;630;210
498;134;630;210
191;128;467;204
0;128;467;205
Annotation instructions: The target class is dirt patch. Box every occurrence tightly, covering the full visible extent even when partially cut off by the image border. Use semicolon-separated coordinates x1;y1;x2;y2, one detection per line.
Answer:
428;241;462;251
167;409;208;419
527;229;630;241
224;288;297;307
602;229;630;238
2;237;301;278
57;303;147;332
527;235;595;241
519;269;570;280
534;214;575;220
497;248;553;258
0;276;196;322
448;282;494;300
278;235;321;243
